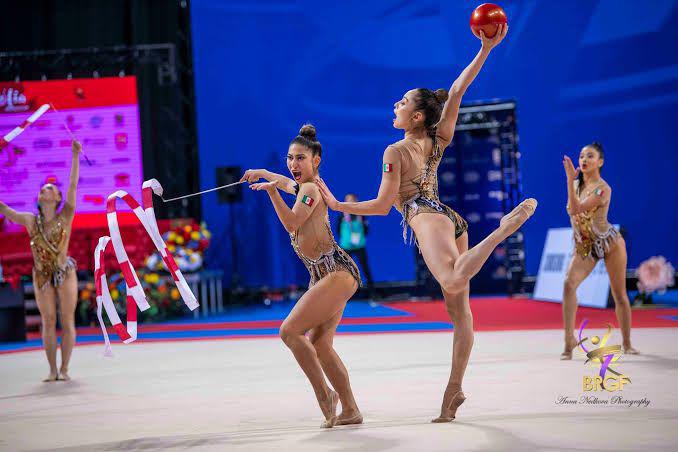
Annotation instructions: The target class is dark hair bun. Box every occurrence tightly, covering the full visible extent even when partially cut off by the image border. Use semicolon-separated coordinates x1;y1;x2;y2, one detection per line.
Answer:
591;141;604;151
434;89;448;104
299;124;317;141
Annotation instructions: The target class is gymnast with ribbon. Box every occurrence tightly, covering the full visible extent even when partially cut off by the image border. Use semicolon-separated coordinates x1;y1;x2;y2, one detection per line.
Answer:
0;139;82;382
240;124;363;428
1;102;198;369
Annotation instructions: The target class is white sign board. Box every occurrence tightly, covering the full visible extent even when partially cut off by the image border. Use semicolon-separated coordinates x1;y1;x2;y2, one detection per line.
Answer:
533;227;612;308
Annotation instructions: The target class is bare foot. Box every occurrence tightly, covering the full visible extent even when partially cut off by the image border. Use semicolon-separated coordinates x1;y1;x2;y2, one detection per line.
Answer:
431;389;466;423
336;409;363;426
624;346;640;355
42;372;58;383
58;369;71;381
561;335;578;360
499;198;538;237
319;390;338;428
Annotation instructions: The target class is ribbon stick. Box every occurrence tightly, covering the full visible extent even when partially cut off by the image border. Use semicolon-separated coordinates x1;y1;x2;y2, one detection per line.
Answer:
161;180;246;203
0;104;50;149
49;103;92;166
94;178;199;356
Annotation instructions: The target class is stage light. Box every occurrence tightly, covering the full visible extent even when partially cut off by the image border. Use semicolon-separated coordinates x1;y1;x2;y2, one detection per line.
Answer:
119;70;125;77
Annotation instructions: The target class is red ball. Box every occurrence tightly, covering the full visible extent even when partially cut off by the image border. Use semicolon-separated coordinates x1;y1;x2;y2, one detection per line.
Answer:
470;3;507;39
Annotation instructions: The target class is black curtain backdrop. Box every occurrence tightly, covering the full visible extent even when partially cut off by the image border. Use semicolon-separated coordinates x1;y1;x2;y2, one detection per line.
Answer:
0;0;200;221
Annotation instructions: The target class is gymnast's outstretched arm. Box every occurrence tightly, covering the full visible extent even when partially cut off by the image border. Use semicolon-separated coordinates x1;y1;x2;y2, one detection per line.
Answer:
62;140;82;217
240;168;297;195
0;202;34;229
436;24;508;143
315;146;401;216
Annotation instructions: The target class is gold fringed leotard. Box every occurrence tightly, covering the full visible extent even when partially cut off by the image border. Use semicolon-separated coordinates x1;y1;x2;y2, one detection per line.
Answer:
569;180;619;260
290;188;361;288
30;204;76;289
391;130;468;246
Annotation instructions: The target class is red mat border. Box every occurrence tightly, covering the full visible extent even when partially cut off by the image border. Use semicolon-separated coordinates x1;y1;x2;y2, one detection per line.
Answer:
20;296;678;340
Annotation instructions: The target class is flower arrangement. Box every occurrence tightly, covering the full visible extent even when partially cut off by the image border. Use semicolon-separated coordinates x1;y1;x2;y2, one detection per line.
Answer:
145;222;211;273
77;281;97;325
78;270;188;325
634;256;675;305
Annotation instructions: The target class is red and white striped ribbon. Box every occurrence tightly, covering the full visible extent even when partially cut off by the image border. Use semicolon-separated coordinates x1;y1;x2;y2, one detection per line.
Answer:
94;178;199;355
0;104;51;149
94;237;137;356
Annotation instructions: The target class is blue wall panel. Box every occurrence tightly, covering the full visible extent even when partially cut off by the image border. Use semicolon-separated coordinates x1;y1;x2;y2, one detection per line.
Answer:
192;0;678;288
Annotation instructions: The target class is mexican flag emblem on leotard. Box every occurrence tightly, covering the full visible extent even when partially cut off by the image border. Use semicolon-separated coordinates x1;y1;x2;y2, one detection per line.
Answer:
301;195;314;206
383;163;393;173
594;188;604;196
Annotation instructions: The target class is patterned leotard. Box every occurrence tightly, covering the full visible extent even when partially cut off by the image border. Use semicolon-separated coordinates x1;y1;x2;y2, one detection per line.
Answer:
390;131;468;245
569;180;619;260
30;205;76;289
290;189;361;288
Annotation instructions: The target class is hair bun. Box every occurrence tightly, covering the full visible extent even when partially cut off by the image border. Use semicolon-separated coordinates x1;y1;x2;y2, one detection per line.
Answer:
434;89;448;104
591;141;604;151
299;124;317;141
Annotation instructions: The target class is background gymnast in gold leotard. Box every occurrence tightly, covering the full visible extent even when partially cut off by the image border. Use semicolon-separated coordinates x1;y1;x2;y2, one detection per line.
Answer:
240;125;363;428
561;142;639;359
0;140;82;381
